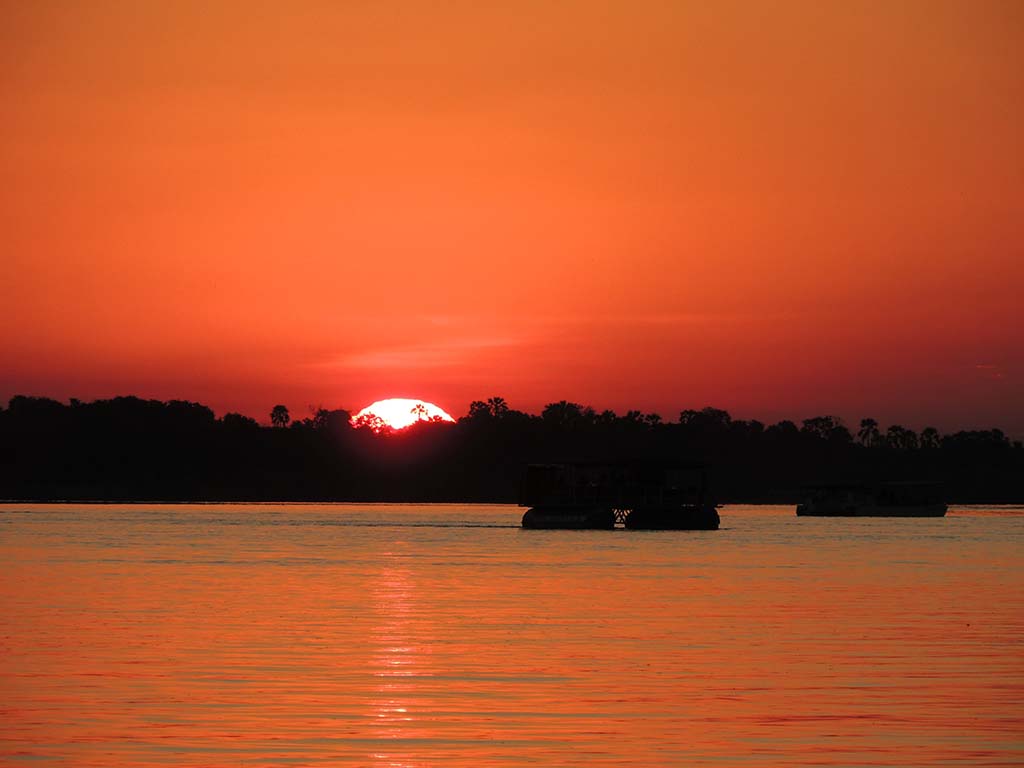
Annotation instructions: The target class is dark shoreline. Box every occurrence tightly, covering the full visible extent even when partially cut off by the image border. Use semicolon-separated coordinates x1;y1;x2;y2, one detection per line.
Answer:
4;395;1023;507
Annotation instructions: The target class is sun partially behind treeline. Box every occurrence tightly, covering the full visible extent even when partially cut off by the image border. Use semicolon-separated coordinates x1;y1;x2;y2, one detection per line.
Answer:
2;394;1020;504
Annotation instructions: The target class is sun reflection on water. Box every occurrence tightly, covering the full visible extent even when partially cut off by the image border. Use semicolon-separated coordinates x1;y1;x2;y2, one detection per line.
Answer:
366;550;434;766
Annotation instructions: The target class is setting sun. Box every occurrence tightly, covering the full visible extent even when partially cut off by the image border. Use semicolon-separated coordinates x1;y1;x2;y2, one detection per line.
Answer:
352;398;455;431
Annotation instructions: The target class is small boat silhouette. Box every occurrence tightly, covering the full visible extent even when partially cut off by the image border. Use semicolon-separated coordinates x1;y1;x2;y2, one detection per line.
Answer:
796;481;947;517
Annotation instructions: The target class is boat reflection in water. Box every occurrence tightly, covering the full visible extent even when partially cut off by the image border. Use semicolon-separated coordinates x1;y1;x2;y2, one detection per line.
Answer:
796;481;947;517
520;462;720;530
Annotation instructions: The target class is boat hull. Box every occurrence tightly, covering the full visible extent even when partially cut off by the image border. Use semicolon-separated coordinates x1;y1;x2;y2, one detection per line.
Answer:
796;503;947;517
624;505;720;530
521;506;615;530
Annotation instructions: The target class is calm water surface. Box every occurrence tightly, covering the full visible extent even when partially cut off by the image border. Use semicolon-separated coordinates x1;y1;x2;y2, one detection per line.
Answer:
1;504;1021;766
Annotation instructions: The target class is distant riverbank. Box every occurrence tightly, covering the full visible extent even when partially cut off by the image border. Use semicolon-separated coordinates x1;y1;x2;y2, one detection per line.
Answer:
4;395;1023;505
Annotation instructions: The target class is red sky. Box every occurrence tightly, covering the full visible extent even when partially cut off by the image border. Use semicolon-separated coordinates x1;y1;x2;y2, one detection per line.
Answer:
2;1;1022;433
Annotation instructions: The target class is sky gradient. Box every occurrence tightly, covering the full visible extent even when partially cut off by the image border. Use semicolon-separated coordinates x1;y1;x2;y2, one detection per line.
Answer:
2;1;1022;432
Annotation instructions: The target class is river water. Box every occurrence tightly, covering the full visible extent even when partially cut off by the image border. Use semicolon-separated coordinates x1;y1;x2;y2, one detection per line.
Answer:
1;503;1021;766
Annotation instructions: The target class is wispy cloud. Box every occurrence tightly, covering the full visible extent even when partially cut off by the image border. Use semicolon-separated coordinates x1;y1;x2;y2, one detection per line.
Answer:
307;311;754;373
317;335;526;370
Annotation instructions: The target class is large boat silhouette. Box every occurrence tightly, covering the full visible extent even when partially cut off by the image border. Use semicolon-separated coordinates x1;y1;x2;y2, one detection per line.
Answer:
519;461;720;530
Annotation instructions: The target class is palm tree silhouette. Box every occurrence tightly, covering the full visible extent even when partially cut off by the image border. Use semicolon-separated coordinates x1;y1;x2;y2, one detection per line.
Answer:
270;404;290;429
857;418;879;447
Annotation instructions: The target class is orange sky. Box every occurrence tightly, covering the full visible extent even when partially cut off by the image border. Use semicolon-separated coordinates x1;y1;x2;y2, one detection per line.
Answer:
2;1;1022;432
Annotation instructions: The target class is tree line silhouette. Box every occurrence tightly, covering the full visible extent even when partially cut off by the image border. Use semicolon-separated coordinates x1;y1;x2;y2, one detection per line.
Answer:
1;394;1021;502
